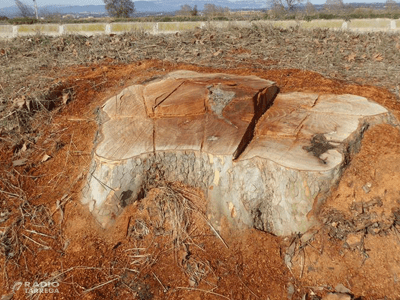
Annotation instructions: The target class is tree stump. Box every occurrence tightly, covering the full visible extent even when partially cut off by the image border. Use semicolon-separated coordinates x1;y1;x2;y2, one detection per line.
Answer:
81;71;394;235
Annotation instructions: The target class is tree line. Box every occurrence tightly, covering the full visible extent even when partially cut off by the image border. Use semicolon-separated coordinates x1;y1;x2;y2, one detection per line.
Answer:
268;0;399;18
9;0;400;21
12;0;231;18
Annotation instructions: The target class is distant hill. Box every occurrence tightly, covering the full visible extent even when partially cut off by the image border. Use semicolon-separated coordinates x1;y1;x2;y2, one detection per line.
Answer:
0;1;267;17
0;1;386;17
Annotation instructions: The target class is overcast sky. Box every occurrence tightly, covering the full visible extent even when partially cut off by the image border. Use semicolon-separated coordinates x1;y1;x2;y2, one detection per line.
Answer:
0;0;390;9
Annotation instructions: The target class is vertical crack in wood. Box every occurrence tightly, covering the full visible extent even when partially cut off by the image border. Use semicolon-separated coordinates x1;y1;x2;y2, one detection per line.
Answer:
233;86;279;161
152;119;156;154
200;97;208;154
311;95;320;108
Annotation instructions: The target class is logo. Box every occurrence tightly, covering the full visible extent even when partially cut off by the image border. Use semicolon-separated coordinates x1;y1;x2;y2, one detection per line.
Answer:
12;282;23;292
12;281;60;294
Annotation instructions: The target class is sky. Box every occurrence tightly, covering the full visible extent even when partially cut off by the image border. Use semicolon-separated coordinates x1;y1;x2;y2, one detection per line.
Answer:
0;0;390;10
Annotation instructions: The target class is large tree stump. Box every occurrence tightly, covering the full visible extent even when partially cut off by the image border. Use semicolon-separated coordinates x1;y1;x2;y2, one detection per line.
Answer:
81;71;393;235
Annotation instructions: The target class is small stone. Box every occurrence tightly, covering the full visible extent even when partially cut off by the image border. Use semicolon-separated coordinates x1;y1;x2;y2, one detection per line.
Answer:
335;283;351;294
1;295;13;300
366;196;383;207
322;293;351;300
362;182;372;194
189;277;197;287
351;202;363;214
371;227;381;235
345;232;363;249
287;283;295;299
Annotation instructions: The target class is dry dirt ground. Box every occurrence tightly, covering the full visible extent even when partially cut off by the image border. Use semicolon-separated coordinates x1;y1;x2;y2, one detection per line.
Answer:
1;26;400;300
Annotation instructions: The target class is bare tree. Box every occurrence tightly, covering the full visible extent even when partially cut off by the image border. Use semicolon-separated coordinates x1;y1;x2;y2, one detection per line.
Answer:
203;3;229;17
177;4;199;16
192;5;198;16
266;0;304;11
268;3;286;18
385;0;399;11
15;0;34;17
177;4;193;16
305;0;316;15
324;0;344;12
103;0;135;18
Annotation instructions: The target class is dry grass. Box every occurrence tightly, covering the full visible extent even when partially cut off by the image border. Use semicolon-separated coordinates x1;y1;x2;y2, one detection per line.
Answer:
124;179;222;293
1;25;399;144
152;184;193;251
0;25;399;298
0;169;63;290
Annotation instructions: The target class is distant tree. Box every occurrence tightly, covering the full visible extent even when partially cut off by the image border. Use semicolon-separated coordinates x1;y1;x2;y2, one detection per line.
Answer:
385;0;399;11
103;0;135;18
324;0;344;12
203;3;229;17
15;0;34;18
177;4;199;16
305;1;316;15
268;3;286;18
191;5;198;16
177;4;193;16
266;0;305;11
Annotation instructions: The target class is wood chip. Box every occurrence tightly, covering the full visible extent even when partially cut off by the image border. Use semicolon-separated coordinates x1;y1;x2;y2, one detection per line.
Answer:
213;49;223;56
41;154;51;162
1;294;14;300
13;159;27;167
21;143;27;153
13;96;30;110
372;53;384;62
62;92;70;105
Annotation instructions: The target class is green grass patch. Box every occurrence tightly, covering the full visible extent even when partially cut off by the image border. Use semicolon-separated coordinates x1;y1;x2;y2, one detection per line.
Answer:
7;17;41;25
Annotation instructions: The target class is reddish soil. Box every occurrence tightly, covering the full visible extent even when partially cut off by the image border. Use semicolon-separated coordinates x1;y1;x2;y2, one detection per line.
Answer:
1;59;400;300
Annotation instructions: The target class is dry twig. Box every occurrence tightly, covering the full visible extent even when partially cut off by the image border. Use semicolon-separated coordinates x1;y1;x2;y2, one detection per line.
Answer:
175;287;231;300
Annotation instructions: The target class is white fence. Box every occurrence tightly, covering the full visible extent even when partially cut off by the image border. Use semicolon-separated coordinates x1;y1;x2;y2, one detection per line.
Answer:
0;19;399;39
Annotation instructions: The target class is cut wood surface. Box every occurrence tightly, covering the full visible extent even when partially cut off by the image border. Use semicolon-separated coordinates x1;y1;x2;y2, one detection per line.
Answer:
82;71;394;235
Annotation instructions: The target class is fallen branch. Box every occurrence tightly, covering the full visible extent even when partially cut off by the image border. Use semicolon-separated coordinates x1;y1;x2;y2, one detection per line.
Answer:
83;277;119;294
22;234;51;250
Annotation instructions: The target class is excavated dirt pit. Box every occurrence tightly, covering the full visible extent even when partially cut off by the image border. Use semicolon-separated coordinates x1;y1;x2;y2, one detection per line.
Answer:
1;60;400;300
